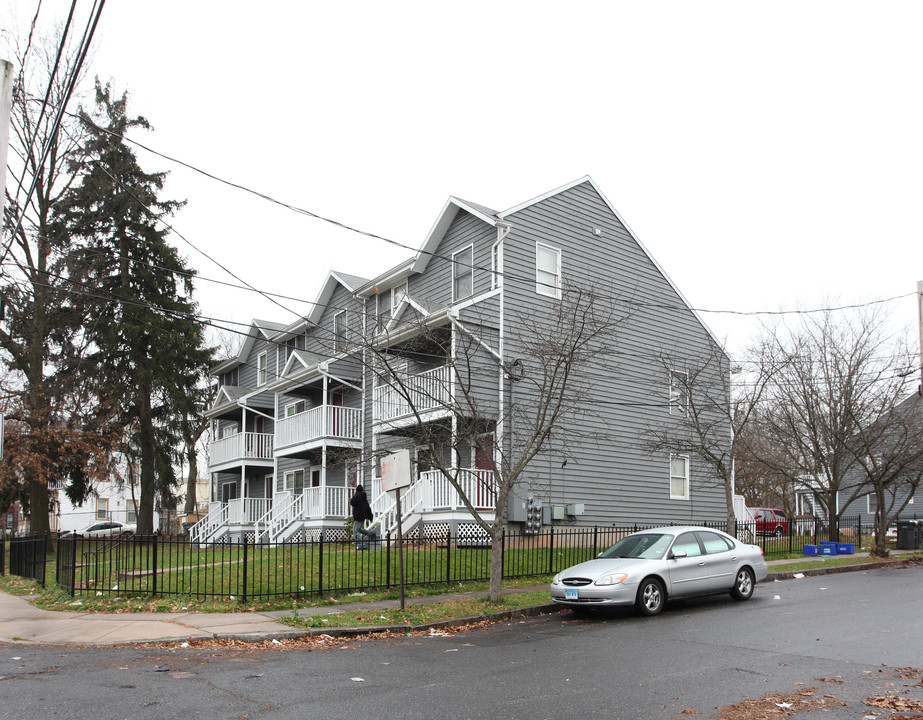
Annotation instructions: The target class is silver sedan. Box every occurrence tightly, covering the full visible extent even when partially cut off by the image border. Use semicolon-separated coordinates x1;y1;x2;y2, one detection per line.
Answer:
550;526;768;616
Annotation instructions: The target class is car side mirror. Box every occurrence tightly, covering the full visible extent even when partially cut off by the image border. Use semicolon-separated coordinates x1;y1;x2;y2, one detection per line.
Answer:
671;550;687;559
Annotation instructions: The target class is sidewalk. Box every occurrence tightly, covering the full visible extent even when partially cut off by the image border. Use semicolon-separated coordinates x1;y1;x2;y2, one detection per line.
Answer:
0;551;916;646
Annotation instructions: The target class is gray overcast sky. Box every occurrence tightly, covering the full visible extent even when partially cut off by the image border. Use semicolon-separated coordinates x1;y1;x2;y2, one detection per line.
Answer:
6;1;923;357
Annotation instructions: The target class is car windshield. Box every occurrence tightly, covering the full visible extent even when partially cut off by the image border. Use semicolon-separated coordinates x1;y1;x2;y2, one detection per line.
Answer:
599;533;673;560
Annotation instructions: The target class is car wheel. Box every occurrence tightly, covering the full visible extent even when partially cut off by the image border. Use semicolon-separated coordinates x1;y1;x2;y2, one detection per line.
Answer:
730;567;755;601
635;578;665;616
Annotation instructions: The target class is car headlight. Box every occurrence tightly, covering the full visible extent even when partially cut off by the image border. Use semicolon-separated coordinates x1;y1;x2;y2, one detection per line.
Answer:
551;573;562;585
595;573;628;586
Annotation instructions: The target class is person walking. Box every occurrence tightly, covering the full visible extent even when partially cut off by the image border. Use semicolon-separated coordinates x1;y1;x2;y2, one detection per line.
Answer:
350;484;375;550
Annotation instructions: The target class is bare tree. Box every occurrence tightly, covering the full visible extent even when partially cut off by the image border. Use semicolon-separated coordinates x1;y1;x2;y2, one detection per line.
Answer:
642;340;773;535
747;306;918;541
0;26;111;536
366;282;626;602
846;391;923;557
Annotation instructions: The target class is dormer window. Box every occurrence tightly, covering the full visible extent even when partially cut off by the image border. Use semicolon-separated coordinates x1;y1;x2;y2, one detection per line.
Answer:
334;311;348;352
453;245;474;301
392;281;408;316
257;352;268;386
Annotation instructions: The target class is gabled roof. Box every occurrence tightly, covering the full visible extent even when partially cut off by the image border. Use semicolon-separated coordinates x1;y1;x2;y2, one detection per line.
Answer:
500;175;728;359
305;271;369;326
212;319;289;374
278;349;329;381
409;196;500;275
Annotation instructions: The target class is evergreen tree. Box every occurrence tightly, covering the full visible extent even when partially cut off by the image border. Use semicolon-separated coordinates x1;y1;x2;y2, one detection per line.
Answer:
60;80;214;534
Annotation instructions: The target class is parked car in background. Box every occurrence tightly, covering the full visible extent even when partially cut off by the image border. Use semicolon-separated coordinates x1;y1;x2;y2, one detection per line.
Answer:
550;526;768;616
61;521;137;538
751;508;789;537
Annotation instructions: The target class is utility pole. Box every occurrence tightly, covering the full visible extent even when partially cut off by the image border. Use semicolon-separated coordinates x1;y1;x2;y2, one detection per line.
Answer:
0;59;14;223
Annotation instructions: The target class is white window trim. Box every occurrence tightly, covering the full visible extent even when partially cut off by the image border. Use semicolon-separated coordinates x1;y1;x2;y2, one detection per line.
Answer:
96;498;109;520
392;281;408;317
535;242;561;299
257;352;268;386
670;454;690;500
453;245;474;302
284;469;305;493
670;370;688;415
334;310;348;352
285;400;306;417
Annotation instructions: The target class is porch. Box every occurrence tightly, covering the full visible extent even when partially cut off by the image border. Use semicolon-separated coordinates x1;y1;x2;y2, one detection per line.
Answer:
274;405;362;455
373;365;451;428
208;432;274;471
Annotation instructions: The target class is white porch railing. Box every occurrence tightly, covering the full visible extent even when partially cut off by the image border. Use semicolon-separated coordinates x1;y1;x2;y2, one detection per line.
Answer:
225;497;272;524
189;501;228;545
255;487;353;543
370;468;496;535
209;432;274;467
373;365;451;423
275;405;361;450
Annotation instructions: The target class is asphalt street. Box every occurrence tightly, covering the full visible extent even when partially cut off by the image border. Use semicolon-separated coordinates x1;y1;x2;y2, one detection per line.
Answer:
1;563;921;720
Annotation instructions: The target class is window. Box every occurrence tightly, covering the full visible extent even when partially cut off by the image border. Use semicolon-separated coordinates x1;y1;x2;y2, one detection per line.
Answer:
284;469;305;494
671;532;702;557
334;311;348;352
392;281;408;315
697;531;733;554
285;400;306;417
376;291;391;333
670;455;689;500
491;239;503;289
257;352;268;386
126;501;137;524
535;243;561;298
220;422;239;439
670;370;688;415
453;245;474;301
96;498;109;520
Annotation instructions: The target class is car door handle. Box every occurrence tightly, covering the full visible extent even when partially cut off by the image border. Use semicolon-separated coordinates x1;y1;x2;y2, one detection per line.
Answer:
698;561;706;566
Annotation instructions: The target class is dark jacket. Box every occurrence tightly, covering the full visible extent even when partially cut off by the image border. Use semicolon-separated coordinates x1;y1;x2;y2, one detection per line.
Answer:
350;485;373;522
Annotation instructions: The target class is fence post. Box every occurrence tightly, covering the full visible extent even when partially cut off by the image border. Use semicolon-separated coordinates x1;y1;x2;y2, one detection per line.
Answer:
501;530;506;580
41;534;48;587
241;538;248;604
548;527;555;575
70;534;78;596
151;533;158;597
445;528;451;585
593;526;598;557
385;532;390;587
318;533;324;597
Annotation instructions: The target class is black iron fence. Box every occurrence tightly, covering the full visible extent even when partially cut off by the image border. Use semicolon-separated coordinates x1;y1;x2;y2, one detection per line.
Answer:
51;518;866;600
8;534;47;586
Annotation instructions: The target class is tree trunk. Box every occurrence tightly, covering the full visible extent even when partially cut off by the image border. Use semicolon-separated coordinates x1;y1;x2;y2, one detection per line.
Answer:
488;524;504;603
871;491;890;558
136;376;157;535
183;438;198;516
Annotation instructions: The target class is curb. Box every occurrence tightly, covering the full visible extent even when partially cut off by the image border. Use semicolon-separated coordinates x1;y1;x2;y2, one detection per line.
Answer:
290;603;564;639
766;557;918;582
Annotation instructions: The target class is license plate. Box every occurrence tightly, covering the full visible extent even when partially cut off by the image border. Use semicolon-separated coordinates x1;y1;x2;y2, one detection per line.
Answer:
565;589;579;600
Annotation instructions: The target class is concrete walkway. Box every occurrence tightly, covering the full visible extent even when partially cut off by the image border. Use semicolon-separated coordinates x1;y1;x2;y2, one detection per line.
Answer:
0;551;916;646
